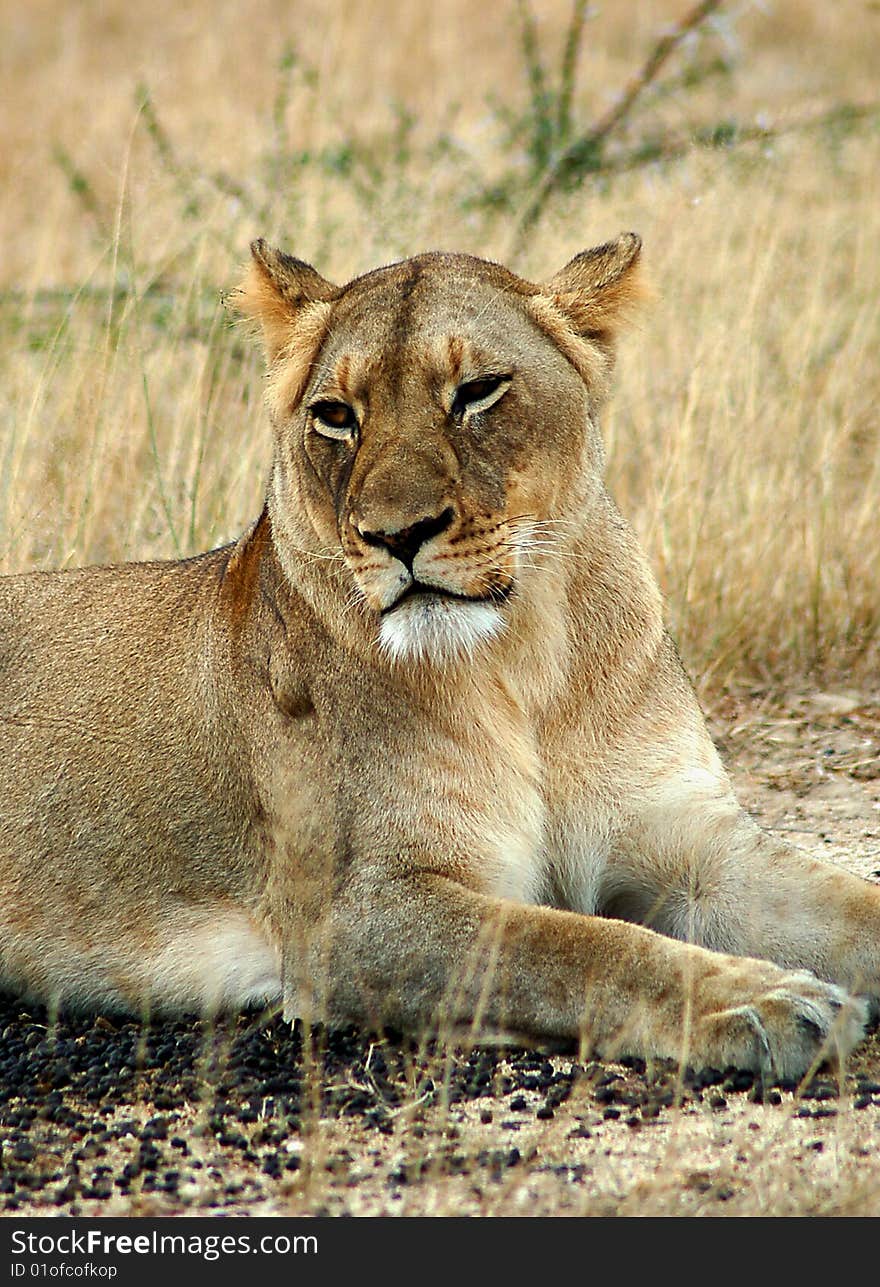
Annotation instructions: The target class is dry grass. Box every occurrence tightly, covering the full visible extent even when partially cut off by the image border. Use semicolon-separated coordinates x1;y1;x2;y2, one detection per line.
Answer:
1;0;878;691
1;0;879;1220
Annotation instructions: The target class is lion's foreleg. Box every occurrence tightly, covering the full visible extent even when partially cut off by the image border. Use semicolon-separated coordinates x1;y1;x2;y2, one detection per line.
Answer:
294;871;866;1078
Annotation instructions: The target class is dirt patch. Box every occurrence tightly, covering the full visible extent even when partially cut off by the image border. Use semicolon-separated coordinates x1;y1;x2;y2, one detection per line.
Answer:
2;688;879;1218
709;686;880;879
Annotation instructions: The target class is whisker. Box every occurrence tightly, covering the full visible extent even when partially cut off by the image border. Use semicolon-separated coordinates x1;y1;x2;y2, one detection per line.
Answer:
286;542;347;566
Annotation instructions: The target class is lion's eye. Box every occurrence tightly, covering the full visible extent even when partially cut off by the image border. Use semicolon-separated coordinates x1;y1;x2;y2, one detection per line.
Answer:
310;400;358;439
451;375;510;419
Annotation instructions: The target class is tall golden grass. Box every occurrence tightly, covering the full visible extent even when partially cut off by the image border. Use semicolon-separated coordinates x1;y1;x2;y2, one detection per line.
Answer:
1;0;878;693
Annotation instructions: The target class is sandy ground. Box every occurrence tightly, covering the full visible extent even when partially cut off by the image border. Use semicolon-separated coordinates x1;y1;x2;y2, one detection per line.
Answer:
1;686;879;1219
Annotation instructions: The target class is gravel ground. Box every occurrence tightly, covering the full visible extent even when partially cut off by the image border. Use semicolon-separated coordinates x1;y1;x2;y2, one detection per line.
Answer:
1;686;879;1218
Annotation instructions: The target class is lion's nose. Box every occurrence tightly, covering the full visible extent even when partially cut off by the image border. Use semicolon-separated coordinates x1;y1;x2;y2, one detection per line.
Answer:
356;506;454;570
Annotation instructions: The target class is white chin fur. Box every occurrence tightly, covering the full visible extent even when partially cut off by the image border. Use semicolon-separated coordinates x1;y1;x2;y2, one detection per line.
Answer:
378;596;505;665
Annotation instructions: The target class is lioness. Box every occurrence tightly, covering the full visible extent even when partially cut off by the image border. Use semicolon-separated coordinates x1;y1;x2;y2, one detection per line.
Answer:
1;235;878;1079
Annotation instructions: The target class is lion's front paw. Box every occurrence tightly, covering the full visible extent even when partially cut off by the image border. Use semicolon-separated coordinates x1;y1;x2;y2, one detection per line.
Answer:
695;966;869;1080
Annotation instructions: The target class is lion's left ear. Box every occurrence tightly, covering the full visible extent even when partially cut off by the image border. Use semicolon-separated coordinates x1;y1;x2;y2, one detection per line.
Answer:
543;232;643;352
526;232;643;393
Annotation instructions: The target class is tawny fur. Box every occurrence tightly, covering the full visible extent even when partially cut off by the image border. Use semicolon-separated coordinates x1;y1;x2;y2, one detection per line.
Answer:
1;235;878;1079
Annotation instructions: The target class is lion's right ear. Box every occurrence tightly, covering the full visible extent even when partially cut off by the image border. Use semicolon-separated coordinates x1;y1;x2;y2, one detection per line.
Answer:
229;239;340;364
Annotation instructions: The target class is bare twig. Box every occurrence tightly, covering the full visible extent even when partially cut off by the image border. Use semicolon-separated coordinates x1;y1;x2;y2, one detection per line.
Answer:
556;0;594;145
51;145;111;241
137;85;260;250
510;92;879;257
138;85;192;197
600;99;880;175
510;0;726;247
590;0;725;144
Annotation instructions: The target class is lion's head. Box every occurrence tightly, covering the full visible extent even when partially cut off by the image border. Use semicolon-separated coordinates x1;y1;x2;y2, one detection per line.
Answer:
235;235;641;665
